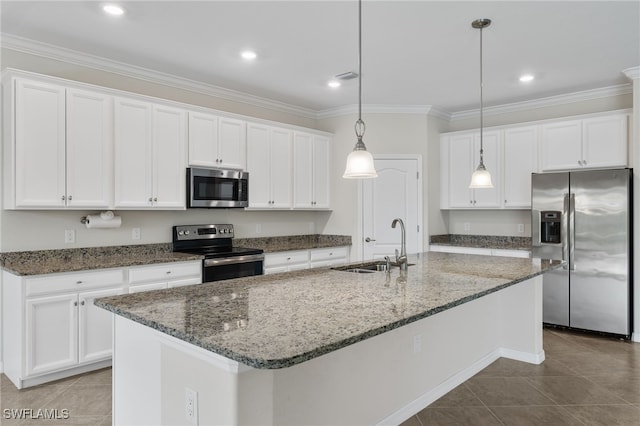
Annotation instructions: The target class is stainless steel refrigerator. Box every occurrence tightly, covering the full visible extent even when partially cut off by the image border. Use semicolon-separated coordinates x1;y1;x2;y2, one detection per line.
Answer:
531;168;633;337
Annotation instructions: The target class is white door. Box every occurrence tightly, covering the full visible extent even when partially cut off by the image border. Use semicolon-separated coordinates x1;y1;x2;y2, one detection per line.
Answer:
152;104;186;209
503;126;538;208
78;287;123;364
472;130;502;208
270;128;292;208
582;115;628;169
447;133;474;208
312;136;331;209
188;111;219;167
540;120;582;171
362;158;421;260
218;117;246;170
246;124;271;208
293;132;313;208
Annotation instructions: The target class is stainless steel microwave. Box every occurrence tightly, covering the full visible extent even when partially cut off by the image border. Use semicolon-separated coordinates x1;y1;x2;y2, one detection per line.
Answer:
187;167;249;208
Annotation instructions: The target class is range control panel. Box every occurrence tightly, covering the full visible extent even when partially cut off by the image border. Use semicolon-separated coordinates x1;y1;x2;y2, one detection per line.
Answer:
173;224;234;241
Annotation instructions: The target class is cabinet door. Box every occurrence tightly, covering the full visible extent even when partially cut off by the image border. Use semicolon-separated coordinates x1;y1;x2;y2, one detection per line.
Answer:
218;117;246;170
293;132;314;208
540;120;582;171
152;104;186;209
312;136;331;209
472;131;501;208
447;133;474;208
26;294;78;376
66;89;114;209
247;124;271;208
78;287;123;364
270;128;293;208
188;111;218;167
14;79;66;208
503;126;538;208
582;114;628;169
114;98;153;208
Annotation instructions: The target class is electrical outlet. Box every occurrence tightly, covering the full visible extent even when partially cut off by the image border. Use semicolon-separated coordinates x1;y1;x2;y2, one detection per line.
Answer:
64;230;75;244
185;388;198;425
517;224;525;233
132;228;141;240
413;335;422;353
463;222;471;232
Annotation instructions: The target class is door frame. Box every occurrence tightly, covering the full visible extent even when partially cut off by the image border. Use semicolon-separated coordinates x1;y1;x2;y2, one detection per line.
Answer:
356;154;424;261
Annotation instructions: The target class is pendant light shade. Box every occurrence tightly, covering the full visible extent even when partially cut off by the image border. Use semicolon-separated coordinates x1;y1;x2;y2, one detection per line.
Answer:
469;18;493;189
343;0;377;179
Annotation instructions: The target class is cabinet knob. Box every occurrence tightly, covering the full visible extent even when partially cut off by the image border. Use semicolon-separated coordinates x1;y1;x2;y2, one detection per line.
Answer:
166;271;172;274
74;301;78;307
81;301;85;306
287;257;291;261
470;200;473;204
68;195;73;201
62;195;66;201
148;197;153;203
583;160;587;166
505;199;508;204
76;281;83;285
154;197;158;202
365;237;376;242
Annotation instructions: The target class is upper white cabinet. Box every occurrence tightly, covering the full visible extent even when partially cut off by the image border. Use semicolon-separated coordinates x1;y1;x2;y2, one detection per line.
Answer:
442;130;501;209
541;114;628;171
293;132;330;209
440;111;629;210
188;112;246;170
114;98;186;209
503;126;538;208
246;124;293;209
7;79;113;209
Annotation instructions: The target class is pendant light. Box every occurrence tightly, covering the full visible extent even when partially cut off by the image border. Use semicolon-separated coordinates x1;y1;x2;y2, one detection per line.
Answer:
343;0;377;179
469;18;494;189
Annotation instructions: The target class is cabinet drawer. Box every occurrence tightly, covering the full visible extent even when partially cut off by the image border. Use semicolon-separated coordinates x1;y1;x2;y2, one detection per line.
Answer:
128;262;201;283
264;250;309;267
26;269;125;297
309;247;348;262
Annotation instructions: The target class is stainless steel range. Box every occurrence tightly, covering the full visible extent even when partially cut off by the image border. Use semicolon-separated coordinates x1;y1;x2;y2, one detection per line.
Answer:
172;224;264;282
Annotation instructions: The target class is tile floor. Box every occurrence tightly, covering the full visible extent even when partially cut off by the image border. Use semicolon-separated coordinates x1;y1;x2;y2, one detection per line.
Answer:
0;328;638;425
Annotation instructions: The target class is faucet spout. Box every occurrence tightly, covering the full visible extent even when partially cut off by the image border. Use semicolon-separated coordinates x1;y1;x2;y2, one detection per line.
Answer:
391;218;408;271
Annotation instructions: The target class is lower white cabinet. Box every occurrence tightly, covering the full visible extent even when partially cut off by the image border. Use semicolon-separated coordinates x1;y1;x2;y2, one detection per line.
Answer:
264;247;350;274
127;261;202;293
429;245;530;258
2;268;125;388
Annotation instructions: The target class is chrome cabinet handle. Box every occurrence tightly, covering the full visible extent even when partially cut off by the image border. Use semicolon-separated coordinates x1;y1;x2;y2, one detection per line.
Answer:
365;237;376;242
148;197;153;202
153;197;158;202
74;301;78;307
81;301;85;306
62;195;66;201
68;195;72;201
76;281;83;284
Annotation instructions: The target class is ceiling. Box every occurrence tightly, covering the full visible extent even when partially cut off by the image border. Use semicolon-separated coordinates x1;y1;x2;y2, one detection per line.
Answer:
1;1;639;116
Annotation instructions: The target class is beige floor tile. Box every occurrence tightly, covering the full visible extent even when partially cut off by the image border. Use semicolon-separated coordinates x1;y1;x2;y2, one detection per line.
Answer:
475;357;577;378
562;404;640;426
584;374;640;404
415;407;503;426
399;414;424;426
489;405;585;426
466;377;556;407
527;376;629;405
71;368;112;386
44;384;112;417
429;384;484;407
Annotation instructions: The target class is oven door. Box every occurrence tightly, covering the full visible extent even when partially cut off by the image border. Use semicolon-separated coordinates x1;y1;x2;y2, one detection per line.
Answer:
188;167;248;208
203;254;264;282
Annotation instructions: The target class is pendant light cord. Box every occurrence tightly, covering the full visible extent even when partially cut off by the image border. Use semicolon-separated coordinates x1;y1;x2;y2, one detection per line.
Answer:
355;0;365;143
479;23;484;167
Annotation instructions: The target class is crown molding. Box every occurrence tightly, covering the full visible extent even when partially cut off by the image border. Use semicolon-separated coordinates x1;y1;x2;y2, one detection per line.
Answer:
0;33;319;120
450;84;633;122
623;66;640;80
316;104;445;120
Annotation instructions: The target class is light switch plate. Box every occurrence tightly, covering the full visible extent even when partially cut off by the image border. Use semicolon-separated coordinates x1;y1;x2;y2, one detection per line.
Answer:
64;230;75;244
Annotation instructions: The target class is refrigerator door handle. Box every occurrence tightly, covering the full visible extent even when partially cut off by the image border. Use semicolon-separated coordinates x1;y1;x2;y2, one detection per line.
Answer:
562;193;570;269
569;193;576;271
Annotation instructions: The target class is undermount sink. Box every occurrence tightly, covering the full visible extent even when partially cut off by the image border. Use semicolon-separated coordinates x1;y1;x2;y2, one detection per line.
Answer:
333;261;414;273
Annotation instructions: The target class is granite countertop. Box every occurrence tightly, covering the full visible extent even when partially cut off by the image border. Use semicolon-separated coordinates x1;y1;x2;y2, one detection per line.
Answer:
96;252;562;369
0;244;202;276
234;234;351;253
430;234;531;251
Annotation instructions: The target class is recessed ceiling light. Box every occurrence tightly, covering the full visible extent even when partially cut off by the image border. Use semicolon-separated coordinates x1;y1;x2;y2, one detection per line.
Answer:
102;4;125;16
328;81;341;89
519;74;535;83
241;51;257;61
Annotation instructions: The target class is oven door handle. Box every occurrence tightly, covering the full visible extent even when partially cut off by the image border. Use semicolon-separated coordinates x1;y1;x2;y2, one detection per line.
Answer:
204;254;265;267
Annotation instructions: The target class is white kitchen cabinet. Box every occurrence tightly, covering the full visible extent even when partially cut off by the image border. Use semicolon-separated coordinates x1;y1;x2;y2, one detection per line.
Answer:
2;268;126;388
115;98;186;209
188;112;246;170
309;247;349;268
246;123;293;209
293;132;331;209
541;113;627;171
264;250;309;274
8;79;113;209
442;130;501;209
503;126;538;208
127;261;202;293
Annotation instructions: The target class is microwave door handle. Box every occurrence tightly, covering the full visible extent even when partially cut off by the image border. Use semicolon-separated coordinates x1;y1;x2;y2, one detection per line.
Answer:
532;209;541;246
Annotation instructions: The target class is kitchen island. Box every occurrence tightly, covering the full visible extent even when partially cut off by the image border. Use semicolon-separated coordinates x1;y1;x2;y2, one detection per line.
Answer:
96;252;561;425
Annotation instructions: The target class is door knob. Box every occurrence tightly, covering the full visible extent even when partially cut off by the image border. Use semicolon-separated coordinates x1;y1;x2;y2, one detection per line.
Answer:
365;237;376;242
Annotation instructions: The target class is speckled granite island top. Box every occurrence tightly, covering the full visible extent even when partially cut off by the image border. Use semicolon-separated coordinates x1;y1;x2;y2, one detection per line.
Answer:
96;252;562;369
0;244;202;276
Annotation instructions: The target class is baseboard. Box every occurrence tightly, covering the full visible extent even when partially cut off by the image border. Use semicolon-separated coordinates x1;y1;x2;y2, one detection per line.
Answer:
0;360;4;374
376;347;544;425
633;331;640;343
